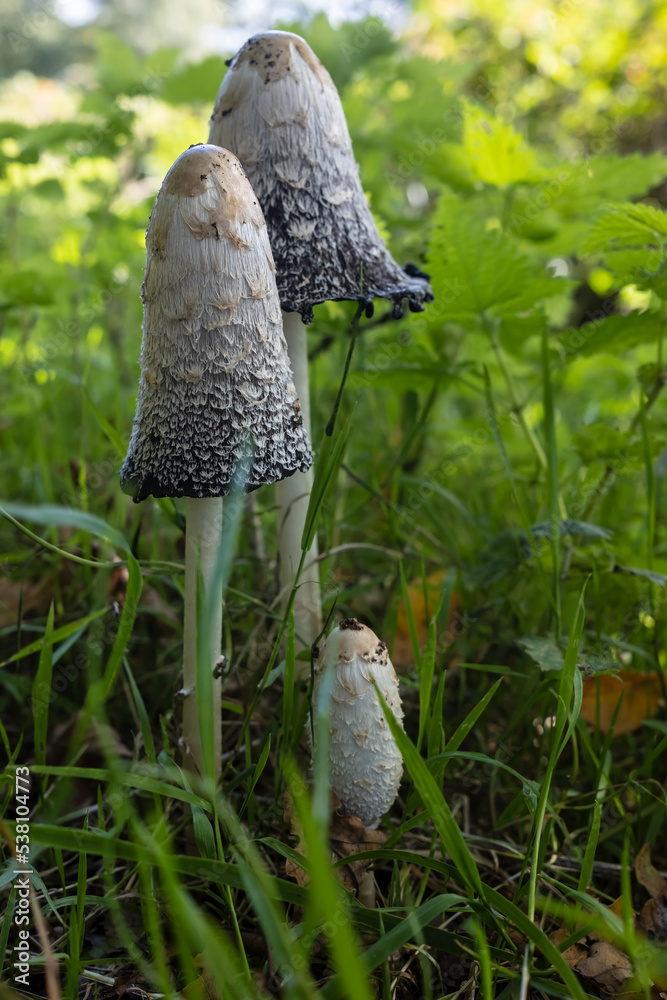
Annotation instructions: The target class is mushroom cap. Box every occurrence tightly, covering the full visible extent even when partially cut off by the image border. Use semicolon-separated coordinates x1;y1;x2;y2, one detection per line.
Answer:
120;143;313;502
209;31;433;324
312;617;404;828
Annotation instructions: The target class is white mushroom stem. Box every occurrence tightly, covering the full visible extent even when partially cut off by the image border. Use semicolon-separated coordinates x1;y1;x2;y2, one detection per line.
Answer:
183;496;223;780
276;310;322;658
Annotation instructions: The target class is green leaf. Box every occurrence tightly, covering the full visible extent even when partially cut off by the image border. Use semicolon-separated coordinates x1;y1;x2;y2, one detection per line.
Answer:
428;189;564;320
463;103;544;188
561;310;663;357
95;31;144;95
519;636;564;672
161;55;229;104
560;153;667;217
582;202;667;254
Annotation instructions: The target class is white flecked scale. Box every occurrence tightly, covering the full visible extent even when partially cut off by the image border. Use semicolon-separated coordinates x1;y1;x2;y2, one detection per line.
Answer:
120;143;313;502
312;618;404;829
209;31;433;324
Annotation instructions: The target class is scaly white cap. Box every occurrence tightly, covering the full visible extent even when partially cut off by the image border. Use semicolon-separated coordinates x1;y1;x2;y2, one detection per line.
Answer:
120;143;313;501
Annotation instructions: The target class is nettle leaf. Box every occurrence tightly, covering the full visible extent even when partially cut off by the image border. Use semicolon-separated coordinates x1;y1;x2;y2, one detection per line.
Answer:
582;202;667;254
519;636;564;672
463;103;544;188
560;153;667;218
581;203;667;287
428;190;564;320
560;309;662;358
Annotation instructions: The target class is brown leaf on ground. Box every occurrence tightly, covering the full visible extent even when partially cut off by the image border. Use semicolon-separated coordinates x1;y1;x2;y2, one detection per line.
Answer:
282;792;386;893
636;844;667;940
636;844;667;902
588;896;625;942
329;796;387;892
551;899;635;995
580;671;664;735
576;940;634;994
392;570;460;668
549;926;588;967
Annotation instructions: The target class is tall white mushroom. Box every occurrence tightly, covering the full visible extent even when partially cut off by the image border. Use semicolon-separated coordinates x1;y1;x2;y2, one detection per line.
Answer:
312;618;404;828
121;143;313;779
209;31;433;654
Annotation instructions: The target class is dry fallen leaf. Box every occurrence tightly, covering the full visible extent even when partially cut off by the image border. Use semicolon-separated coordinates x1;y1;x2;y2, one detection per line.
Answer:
283;793;386;893
576;940;634;994
551;898;636;995
580;671;664;735
636;844;667;941
329;798;387;893
392;570;460;668
549;926;588;967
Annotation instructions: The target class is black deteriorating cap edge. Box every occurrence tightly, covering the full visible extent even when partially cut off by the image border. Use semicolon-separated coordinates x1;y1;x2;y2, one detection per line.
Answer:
209;31;433;325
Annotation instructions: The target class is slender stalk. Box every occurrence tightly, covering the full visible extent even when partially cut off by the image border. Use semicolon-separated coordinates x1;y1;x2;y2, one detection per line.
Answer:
183;497;223;780
485;315;568;520
276;311;322;657
325;302;364;437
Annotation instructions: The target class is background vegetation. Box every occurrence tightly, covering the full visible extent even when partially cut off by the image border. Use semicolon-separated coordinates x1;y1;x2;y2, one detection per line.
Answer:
1;0;667;997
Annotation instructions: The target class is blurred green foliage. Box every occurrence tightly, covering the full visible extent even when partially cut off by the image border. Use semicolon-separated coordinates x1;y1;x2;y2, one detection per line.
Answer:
1;0;667;672
2;2;667;994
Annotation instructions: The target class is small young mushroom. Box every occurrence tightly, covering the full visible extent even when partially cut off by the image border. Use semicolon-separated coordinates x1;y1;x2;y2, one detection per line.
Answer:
312;617;404;829
209;31;433;654
120;143;313;778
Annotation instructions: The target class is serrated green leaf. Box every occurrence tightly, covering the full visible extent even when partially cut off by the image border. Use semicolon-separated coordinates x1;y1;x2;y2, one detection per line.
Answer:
428;190;563;320
582;202;667;255
561;309;662;357
561;153;667;218
463;103;544;188
519;636;564;672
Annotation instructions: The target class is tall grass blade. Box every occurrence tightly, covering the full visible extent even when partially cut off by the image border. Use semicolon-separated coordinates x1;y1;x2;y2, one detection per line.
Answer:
32;602;54;766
